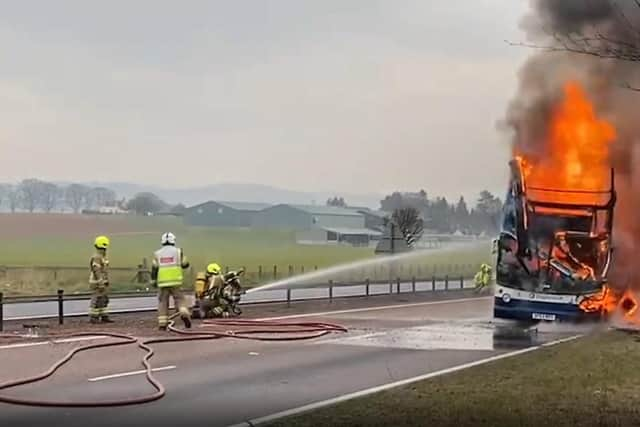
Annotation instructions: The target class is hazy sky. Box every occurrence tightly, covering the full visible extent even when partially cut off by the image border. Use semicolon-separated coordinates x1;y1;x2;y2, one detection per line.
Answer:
0;0;529;200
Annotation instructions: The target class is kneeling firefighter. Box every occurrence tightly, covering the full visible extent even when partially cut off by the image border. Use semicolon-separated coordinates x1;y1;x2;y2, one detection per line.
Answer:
196;264;245;318
474;263;493;292
151;232;192;330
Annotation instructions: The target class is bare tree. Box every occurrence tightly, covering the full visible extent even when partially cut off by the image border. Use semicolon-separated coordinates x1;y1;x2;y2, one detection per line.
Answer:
18;179;45;213
391;207;424;247
508;1;640;89
40;182;61;213
92;187;117;207
0;184;7;209
7;185;20;213
65;184;90;213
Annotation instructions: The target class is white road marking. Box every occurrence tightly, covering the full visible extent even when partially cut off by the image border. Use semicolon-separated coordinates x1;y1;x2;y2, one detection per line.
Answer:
88;365;176;382
226;335;583;427
255;297;491;321
0;335;107;351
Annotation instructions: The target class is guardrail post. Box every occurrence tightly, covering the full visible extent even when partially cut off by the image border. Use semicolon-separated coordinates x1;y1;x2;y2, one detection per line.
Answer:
365;278;370;297
57;289;64;325
286;288;291;307
258;265;263;281
396;277;401;294
412;276;416;293
445;275;449;290
329;280;333;302
432;275;436;291
288;265;293;277
273;265;277;280
0;292;3;332
388;280;393;294
301;266;305;274
460;275;464;289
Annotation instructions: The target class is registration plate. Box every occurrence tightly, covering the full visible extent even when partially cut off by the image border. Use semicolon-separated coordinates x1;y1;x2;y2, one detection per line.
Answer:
532;313;556;321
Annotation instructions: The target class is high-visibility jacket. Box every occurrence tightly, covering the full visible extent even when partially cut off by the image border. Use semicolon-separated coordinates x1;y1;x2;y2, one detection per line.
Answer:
152;246;189;288
474;266;492;288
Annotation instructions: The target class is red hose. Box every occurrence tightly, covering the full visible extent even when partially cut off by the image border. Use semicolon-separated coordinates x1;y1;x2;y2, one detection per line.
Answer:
0;317;347;407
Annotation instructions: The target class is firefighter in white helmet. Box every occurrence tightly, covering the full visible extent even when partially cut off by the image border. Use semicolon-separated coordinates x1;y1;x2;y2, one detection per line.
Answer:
151;232;192;330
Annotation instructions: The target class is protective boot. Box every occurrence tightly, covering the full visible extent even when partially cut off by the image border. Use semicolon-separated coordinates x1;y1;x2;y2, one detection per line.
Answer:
100;316;114;323
182;315;192;329
158;325;167;331
90;317;100;324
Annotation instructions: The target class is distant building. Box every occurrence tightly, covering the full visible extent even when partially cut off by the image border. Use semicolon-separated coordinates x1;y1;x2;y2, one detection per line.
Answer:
296;227;382;247
252;204;365;229
352;208;388;231
252;204;380;246
183;201;272;227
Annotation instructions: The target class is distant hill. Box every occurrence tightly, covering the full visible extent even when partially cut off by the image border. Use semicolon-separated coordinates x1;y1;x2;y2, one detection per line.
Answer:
79;181;383;209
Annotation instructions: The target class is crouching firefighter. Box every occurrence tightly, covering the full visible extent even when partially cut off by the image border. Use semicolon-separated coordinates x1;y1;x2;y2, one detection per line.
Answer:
151;232;192;330
198;265;245;318
474;263;493;293
89;235;113;323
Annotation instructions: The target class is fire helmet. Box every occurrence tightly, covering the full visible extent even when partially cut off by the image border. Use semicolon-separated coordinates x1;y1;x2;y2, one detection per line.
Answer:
94;235;110;250
207;263;222;275
161;232;176;246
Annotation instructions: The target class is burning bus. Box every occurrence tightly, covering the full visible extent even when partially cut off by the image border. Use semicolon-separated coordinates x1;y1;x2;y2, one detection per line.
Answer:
493;81;617;324
493;157;615;323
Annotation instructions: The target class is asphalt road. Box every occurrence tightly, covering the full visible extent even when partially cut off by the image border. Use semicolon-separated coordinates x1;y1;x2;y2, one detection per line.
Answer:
0;293;578;427
4;279;471;320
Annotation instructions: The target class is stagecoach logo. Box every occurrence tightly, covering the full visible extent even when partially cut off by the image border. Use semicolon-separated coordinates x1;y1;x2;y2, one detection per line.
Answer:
528;292;568;302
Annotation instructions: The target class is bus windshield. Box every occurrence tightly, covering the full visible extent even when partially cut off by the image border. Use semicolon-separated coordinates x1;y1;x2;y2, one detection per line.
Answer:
496;208;610;294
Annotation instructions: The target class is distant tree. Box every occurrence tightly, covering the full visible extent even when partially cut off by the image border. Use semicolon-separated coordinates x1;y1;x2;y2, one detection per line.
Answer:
454;196;470;232
7;185;20;213
18;179;46;213
65;184;90;213
0;184;8;209
428;197;452;233
392;207;424;247
380;192;404;212
39;182;61;213
326;197;346;207
126;192;168;215
475;190;503;234
380;191;428;213
92;187;117;207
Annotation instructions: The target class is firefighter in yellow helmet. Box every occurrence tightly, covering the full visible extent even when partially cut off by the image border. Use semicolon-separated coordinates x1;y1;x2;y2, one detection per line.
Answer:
474;263;493;293
151;232;192;330
194;263;224;318
89;235;113;323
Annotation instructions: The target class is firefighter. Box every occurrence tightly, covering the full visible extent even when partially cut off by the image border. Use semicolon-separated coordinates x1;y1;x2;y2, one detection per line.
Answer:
474;263;493;292
89;235;113;323
151;232;192;330
195;263;224;318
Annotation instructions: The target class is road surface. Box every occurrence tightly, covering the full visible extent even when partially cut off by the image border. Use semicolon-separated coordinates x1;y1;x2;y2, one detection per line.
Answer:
4;279;471;320
0;293;578;426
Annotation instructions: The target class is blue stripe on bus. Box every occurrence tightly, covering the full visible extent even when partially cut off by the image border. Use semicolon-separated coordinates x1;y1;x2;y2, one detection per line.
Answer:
493;297;599;321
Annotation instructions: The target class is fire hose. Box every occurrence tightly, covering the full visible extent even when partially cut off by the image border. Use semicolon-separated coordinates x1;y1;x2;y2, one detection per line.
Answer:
0;315;347;407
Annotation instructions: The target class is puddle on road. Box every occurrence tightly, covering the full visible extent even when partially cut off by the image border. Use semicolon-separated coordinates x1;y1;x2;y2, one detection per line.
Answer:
324;320;575;351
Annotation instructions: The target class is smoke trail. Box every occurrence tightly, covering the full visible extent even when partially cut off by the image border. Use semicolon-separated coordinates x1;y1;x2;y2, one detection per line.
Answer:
503;0;640;289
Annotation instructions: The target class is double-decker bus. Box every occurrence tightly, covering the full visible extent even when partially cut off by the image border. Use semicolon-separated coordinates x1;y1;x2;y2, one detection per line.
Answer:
493;158;616;324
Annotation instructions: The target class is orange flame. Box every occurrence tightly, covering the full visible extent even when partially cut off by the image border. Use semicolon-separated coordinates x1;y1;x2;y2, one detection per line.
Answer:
514;81;616;205
579;286;640;325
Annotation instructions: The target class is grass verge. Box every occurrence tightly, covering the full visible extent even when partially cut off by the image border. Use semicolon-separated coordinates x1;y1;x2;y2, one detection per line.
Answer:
270;331;640;427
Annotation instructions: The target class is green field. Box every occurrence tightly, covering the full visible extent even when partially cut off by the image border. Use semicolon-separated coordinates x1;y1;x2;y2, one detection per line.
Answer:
0;214;491;296
271;331;640;427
